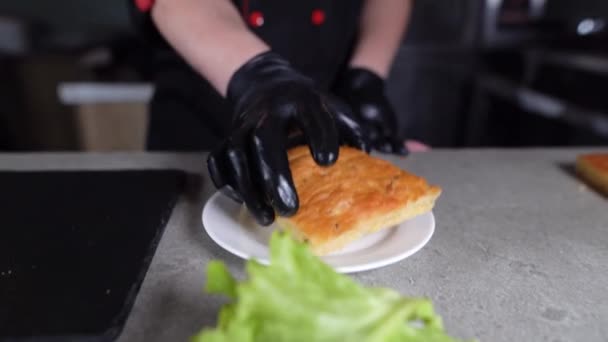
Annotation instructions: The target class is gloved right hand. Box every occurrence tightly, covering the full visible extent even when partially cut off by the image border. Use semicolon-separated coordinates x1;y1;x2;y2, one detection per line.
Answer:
207;51;368;226
334;67;408;155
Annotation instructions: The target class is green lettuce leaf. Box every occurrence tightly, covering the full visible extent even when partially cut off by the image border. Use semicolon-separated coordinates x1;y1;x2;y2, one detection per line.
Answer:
193;231;461;342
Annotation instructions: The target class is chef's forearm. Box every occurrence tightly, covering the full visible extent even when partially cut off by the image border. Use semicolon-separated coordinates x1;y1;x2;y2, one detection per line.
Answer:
151;0;269;96
349;0;412;78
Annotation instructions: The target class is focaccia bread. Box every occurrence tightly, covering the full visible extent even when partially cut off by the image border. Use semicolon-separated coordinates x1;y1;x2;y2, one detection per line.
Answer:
275;146;441;255
576;153;608;196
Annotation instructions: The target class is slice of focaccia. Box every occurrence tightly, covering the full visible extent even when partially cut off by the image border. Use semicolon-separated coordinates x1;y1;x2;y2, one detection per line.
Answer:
275;146;441;255
576;153;608;196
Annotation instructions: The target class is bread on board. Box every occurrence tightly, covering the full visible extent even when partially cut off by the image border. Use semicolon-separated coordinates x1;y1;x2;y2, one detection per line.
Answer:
576;153;608;196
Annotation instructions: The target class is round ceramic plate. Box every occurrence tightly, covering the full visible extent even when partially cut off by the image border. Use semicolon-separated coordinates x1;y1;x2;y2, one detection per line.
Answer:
202;191;435;273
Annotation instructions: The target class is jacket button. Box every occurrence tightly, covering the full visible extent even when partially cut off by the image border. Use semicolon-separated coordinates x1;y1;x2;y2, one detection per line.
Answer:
311;9;325;26
249;11;264;27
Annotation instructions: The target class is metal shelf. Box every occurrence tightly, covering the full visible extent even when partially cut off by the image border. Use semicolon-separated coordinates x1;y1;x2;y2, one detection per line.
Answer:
477;72;608;138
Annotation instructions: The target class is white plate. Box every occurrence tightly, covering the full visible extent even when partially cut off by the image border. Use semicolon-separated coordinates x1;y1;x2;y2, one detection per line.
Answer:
202;192;435;273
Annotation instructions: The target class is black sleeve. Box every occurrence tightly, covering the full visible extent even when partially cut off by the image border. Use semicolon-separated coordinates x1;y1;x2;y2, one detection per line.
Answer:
125;0;165;47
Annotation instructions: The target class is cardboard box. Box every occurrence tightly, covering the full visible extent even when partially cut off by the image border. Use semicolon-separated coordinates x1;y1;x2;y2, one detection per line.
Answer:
58;82;153;151
74;102;148;151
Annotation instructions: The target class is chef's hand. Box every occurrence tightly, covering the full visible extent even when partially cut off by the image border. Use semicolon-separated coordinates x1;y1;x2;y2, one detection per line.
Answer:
334;68;408;155
207;51;368;226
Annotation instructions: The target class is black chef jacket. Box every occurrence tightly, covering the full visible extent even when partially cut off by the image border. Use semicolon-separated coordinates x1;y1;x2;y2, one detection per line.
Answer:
142;0;364;151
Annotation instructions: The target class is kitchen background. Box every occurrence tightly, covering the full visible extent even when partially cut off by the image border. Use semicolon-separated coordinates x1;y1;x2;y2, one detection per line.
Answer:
0;0;607;151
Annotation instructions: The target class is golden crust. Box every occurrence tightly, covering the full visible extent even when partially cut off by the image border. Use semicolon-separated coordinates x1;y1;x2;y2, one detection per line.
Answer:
275;146;441;255
576;153;608;196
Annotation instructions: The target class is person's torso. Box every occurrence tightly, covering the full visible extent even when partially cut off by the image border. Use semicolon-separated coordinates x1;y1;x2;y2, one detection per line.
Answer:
151;0;363;89
232;0;363;88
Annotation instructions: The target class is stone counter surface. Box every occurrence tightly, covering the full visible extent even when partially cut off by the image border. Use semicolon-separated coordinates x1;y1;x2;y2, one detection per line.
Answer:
2;149;607;342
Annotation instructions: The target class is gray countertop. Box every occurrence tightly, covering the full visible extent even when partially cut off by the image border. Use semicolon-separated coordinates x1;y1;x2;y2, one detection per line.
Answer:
3;149;607;342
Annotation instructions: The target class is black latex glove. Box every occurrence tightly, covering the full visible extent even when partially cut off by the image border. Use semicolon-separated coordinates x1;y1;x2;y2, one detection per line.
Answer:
207;51;368;226
334;68;408;155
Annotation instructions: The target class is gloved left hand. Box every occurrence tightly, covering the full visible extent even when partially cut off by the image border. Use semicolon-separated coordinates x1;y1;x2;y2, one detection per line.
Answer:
334;67;408;155
207;52;368;226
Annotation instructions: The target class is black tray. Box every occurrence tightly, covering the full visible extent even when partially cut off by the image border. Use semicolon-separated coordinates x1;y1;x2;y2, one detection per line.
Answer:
0;170;185;342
